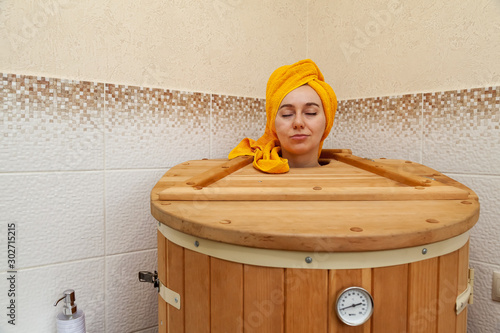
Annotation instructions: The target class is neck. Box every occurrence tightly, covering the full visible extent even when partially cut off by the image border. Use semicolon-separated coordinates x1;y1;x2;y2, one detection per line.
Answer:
282;150;320;168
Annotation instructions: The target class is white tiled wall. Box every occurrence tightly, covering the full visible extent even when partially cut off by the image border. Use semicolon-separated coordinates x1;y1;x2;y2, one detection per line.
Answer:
0;73;264;333
1;73;499;332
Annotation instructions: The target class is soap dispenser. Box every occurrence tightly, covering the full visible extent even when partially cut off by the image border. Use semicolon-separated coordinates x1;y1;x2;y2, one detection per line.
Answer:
53;289;86;333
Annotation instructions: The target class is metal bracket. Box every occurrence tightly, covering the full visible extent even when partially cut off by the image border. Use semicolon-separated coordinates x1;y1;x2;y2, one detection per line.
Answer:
138;271;159;290
159;281;181;310
138;271;181;310
456;268;474;315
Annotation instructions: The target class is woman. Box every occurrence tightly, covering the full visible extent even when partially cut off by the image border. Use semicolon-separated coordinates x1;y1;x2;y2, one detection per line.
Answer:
229;59;337;173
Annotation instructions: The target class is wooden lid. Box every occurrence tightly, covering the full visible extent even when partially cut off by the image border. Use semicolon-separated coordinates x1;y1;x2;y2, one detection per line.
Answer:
151;150;479;252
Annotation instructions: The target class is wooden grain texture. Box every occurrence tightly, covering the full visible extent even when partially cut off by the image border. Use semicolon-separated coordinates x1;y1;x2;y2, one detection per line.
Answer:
243;265;285;333
456;242;470;332
329;153;438;187
319;149;353;157
183;155;253;188
407;257;439;333
184;249;210;333
157;230;167;333
151;199;479;252
437;250;459;332
211;258;243;333
158;296;167;333
285;268;328;333
151;158;479;252
158;229;167;285
158;183;469;201
167;240;184;333
372;264;408;332
328;269;372;333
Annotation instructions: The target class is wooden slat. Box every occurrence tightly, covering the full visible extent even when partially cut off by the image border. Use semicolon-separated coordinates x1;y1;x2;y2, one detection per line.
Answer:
167;240;184;333
285;268;328;333
407;257;439;333
152;200;479;252
158;229;167;285
456;241;469;332
320;149;353;157
183;155;253;188
243;266;285;333
157;230;167;333
328;269;372;333
329;153;438;187
158;184;469;201
211;258;243;333
184;249;210;333
437;250;459;332
372;264;408;332
158;296;167;333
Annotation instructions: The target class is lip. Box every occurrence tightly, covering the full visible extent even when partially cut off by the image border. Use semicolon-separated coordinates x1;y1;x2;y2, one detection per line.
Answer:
290;134;309;140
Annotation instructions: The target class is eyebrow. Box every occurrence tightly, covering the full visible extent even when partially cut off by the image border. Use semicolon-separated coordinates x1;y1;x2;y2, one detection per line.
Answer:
279;102;320;109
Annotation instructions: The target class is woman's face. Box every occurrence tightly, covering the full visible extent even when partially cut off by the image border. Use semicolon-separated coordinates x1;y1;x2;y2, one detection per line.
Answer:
275;85;326;162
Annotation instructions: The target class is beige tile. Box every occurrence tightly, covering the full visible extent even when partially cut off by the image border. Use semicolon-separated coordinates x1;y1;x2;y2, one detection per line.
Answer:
211;94;266;159
105;85;210;168
331;94;422;161
1;74;104;171
423;87;500;173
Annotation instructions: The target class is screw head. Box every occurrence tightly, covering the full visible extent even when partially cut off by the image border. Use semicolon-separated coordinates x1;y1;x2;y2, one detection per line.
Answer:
422;248;428;255
194;241;200;247
305;256;313;264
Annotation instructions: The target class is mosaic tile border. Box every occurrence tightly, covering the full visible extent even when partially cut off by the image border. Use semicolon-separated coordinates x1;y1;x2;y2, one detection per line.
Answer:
1;72;499;172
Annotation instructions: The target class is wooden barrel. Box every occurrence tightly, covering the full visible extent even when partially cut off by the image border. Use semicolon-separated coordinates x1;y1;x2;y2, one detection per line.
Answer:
151;150;479;333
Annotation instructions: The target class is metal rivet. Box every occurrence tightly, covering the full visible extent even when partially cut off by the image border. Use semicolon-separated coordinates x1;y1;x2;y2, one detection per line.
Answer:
194;241;200;247
422;248;428;255
175;298;179;303
305;257;313;264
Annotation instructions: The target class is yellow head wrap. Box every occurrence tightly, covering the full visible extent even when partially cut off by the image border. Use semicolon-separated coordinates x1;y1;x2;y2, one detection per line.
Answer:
228;59;337;173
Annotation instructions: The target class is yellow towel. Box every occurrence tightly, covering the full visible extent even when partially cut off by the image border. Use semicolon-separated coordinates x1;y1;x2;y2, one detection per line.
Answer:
229;59;337;173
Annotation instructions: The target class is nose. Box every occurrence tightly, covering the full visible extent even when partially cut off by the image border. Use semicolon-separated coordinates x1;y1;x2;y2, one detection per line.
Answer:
292;114;305;129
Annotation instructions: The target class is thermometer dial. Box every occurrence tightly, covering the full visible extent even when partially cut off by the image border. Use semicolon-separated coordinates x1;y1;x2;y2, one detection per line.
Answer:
335;287;374;326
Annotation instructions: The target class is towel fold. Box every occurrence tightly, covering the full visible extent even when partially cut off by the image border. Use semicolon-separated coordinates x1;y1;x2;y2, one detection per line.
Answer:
229;59;337;173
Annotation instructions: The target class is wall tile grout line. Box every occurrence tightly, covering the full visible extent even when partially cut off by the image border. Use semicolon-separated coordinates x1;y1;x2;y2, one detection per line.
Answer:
419;93;424;165
210;93;213;159
102;82;108;333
